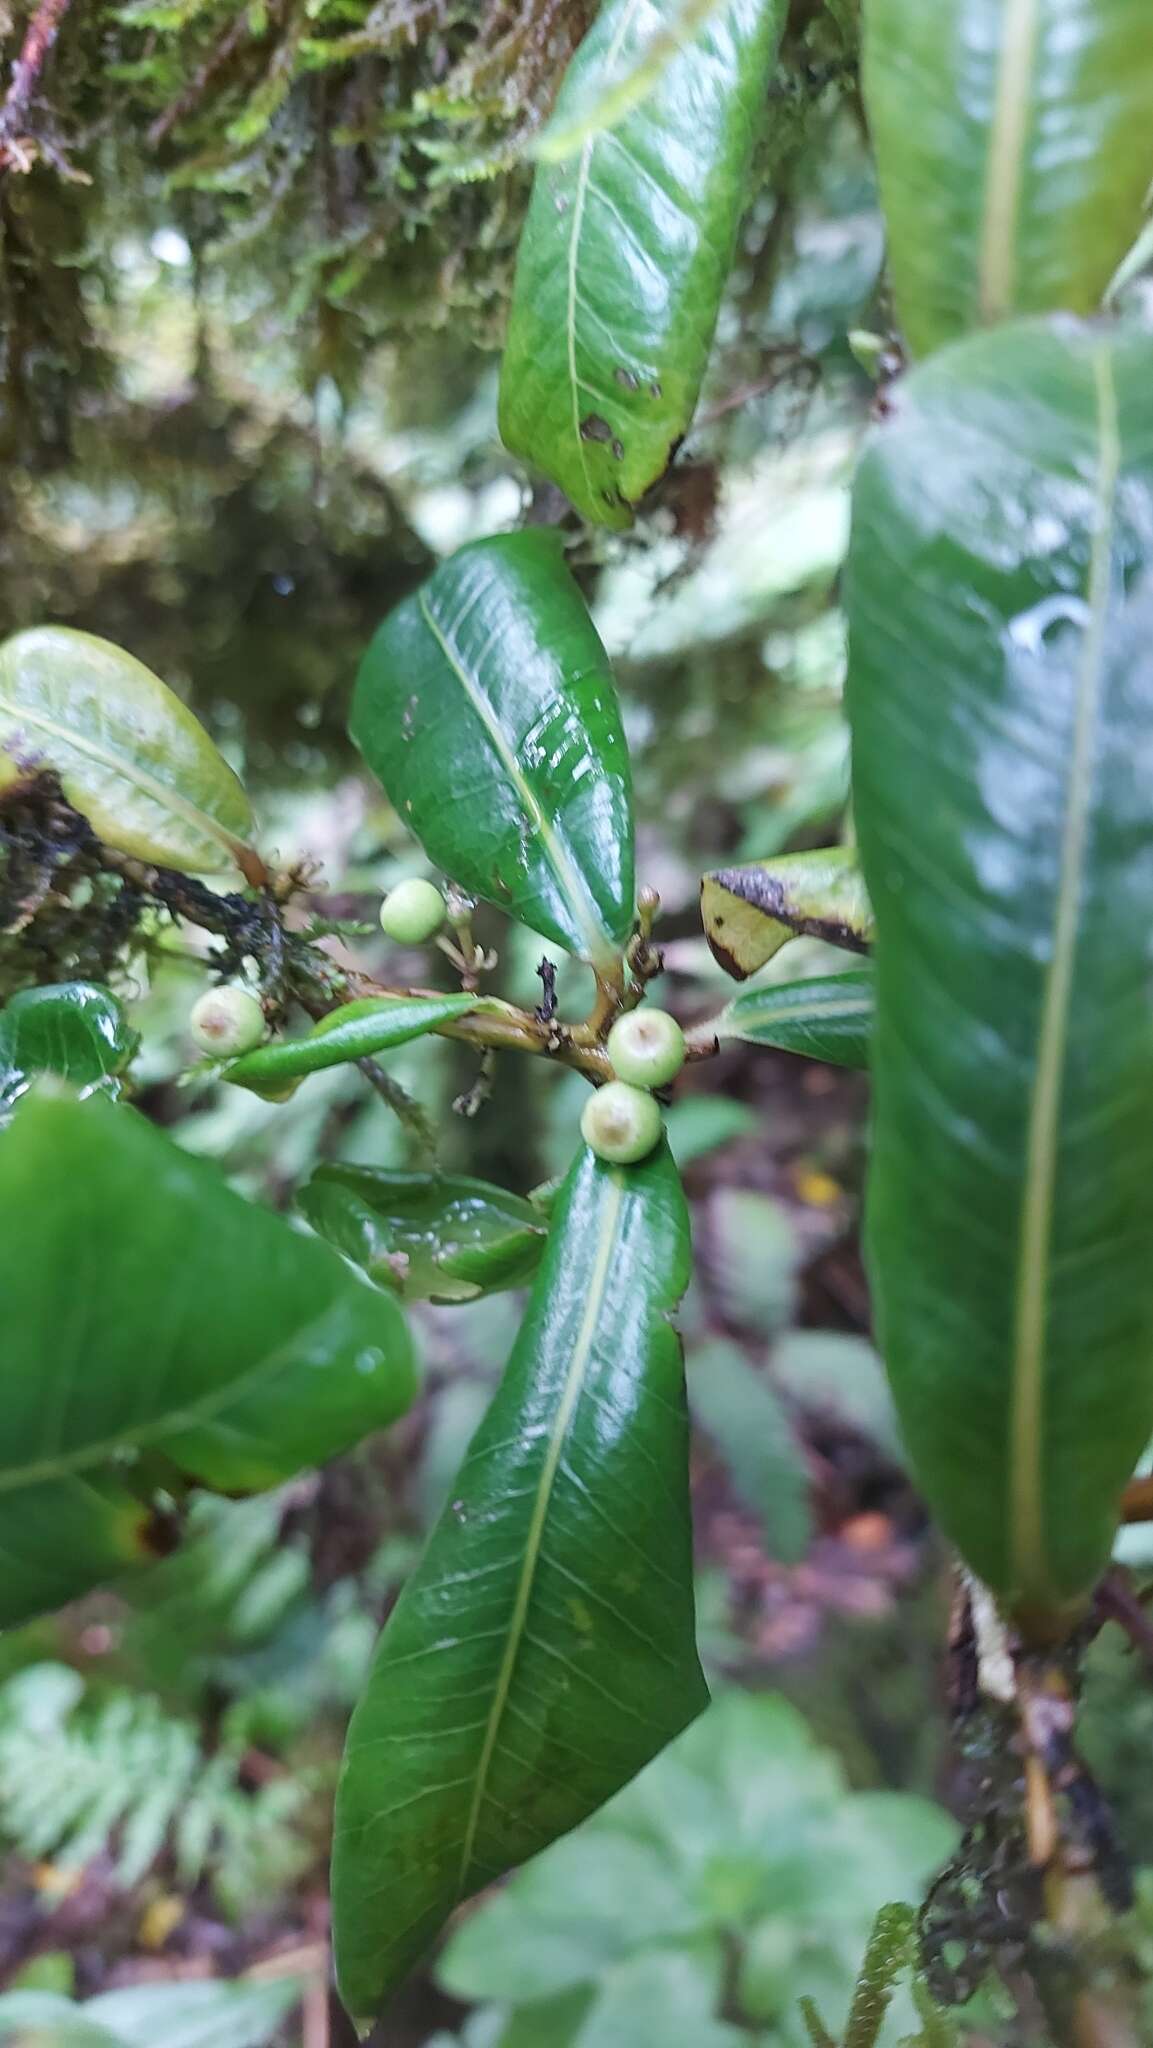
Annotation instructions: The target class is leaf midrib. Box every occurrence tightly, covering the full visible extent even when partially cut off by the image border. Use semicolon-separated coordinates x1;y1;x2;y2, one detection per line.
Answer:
0;1296;354;1498
977;0;1040;323
563;0;647;512
0;687;249;866
415;590;612;965
1009;346;1120;1602
456;1169;626;1885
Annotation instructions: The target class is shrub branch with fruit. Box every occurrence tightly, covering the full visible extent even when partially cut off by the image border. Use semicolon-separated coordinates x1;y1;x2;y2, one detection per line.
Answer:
5;1;1153;2043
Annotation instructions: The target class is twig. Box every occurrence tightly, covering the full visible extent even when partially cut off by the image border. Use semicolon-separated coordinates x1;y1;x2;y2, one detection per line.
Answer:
0;0;71;173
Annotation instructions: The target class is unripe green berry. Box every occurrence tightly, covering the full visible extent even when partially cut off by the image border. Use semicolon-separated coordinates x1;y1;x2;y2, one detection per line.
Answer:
379;877;446;945
581;1080;663;1165
607;1007;685;1089
189;984;266;1058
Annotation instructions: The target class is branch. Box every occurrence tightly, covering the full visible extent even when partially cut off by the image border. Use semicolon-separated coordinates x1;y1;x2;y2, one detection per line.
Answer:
0;0;71;174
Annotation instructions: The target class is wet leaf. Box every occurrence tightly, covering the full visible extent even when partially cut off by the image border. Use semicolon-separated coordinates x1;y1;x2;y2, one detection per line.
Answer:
499;0;785;528
298;1166;548;1302
864;0;1153;358
848;317;1153;1633
0;628;260;880
331;1139;706;2019
351;533;634;966
714;968;873;1068
0;1090;416;1626
701;850;873;981
0;983;138;1121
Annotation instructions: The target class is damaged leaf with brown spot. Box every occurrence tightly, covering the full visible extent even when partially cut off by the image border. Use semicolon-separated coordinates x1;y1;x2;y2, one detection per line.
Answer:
701;848;874;980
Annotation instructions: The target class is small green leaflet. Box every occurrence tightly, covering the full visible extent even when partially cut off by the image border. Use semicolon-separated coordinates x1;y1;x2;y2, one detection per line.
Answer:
499;0;785;527
223;993;483;1091
351;532;635;966
298;1165;547;1302
331;1138;706;2019
713;969;873;1069
0;627;261;881
0;983;138;1121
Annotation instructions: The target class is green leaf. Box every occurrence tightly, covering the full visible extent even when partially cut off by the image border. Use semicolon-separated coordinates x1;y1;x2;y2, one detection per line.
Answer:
705;1186;797;1335
0;983;138;1119
847;317;1153;1633
0;1091;416;1626
0;1979;300;2048
700;850;873;981
223;992;482;1091
863;0;1153;359
351;533;635;965
534;0;733;161
0;628;260;881
688;1340;811;1563
498;0;785;529
331;1138;706;2020
713;968;873;1069
299;1165;548;1302
772;1332;902;1464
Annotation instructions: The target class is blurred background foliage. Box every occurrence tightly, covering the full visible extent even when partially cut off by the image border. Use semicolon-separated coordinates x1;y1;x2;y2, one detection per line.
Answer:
3;4;1153;2046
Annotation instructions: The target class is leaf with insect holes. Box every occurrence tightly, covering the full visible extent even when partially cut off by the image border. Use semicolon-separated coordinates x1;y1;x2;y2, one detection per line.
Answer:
351;532;635;966
849;316;1153;1635
0;1091;416;1626
331;1138;706;2020
500;0;785;528
701;850;873;981
863;0;1153;360
0;628;260;880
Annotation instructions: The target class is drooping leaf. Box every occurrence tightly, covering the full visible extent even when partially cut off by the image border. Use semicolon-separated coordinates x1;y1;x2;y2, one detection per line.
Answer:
713;968;873;1069
0;983;138;1121
223;993;484;1091
847;317;1153;1634
331;1138;706;2020
701;850;873;981
499;0;785;529
0;1090;417;1626
863;0;1153;358
0;628;261;881
351;533;635;967
688;1340;811;1563
299;1165;548;1302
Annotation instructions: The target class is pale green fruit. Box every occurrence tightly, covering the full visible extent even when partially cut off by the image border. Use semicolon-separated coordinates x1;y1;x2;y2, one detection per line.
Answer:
379;877;446;945
607;1007;686;1089
580;1080;663;1165
190;985;266;1058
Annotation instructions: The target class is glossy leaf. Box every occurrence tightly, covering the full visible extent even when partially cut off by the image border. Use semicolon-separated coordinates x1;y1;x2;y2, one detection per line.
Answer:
223;993;483;1090
331;1138;706;2019
848;317;1153;1634
0;1090;417;1626
299;1165;548;1302
351;533;634;966
701;849;873;981
0;627;260;880
499;0;785;528
863;0;1153;359
713;967;873;1069
0;983;138;1120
